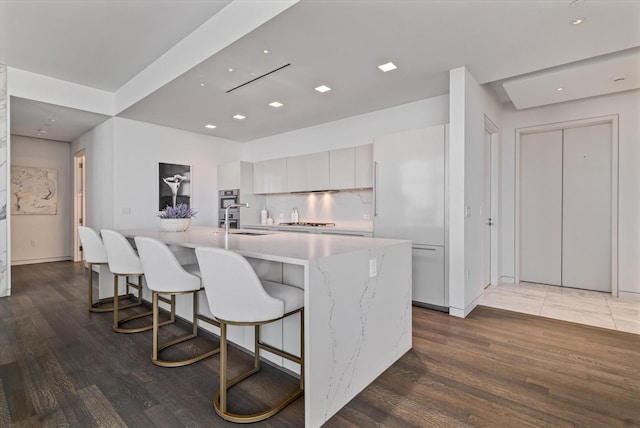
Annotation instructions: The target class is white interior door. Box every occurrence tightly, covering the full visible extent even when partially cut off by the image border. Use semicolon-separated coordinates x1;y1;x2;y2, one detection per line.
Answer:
482;130;491;287
562;123;611;291
520;130;563;286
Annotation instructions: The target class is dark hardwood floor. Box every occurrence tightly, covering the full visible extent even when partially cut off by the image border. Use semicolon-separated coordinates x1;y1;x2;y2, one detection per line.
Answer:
1;262;639;427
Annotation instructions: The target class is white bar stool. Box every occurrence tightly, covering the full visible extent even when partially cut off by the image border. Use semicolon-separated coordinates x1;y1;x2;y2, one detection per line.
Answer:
135;236;220;367
101;229;175;334
195;247;304;423
77;226;117;312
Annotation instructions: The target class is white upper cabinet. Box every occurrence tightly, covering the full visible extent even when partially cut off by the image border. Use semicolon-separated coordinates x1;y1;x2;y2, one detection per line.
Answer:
329;147;355;189
217;162;241;191
286;152;330;192
329;144;373;190
254;158;287;194
354;144;373;188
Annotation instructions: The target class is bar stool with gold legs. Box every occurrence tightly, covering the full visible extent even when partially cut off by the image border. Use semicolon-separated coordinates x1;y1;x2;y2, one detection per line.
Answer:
195;246;304;423
101;229;175;334
134;236;220;367
78;226;119;312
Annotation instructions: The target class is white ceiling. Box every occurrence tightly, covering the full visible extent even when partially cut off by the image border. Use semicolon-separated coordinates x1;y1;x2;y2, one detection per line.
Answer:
2;0;639;143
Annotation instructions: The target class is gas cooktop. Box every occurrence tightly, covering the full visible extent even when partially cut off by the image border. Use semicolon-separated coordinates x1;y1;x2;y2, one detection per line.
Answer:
279;222;336;227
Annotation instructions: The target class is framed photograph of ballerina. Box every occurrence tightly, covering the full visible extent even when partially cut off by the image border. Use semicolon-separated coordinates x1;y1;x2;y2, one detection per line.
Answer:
158;162;191;211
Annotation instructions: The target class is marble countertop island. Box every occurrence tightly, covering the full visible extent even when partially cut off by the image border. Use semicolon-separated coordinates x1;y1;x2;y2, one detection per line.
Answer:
116;226;412;427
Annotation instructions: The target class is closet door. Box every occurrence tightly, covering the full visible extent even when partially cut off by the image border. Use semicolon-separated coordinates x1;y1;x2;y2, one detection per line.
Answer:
520;130;563;286
562;123;611;291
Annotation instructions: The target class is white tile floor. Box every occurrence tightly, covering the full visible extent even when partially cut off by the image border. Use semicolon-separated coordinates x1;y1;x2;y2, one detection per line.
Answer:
480;282;640;335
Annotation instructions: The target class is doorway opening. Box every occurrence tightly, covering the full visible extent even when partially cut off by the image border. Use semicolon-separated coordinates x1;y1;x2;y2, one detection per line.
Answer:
73;150;86;262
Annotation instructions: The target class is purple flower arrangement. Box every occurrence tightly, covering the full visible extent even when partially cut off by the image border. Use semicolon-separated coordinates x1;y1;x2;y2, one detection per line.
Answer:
157;203;197;219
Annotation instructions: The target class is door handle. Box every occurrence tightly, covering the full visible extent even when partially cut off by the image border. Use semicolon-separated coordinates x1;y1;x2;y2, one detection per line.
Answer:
488;218;494;226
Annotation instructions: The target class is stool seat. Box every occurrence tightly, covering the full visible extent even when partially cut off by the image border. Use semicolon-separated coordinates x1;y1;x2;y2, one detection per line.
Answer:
196;246;304;423
135;236;219;368
262;281;304;315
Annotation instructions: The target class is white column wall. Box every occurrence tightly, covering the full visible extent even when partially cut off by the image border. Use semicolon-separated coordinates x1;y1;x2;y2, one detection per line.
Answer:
501;89;640;296
449;67;502;318
72;119;116;232
0;64;8;297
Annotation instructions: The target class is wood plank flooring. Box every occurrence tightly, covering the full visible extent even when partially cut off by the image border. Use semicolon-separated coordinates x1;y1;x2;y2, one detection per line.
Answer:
1;261;639;427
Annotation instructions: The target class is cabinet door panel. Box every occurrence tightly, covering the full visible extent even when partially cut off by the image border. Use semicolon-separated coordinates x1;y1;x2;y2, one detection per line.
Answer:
306;152;330;191
412;246;445;306
286;156;307;192
355;144;373;188
268;158;287;193
374;126;445;245
329;147;355;189
253;161;268;194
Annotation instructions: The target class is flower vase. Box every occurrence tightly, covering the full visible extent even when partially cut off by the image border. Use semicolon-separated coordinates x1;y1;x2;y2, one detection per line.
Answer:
159;218;191;232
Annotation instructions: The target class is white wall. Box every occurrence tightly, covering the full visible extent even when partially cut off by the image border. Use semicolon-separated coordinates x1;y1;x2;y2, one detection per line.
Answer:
111;118;241;229
449;67;502;318
10;135;72;264
72;118;116;231
501;89;640;296
242;96;449;161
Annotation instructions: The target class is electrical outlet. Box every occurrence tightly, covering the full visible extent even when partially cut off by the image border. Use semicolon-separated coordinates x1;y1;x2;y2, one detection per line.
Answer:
362;214;371;220
465;205;471;218
278;213;284;218
369;258;377;277
30;240;36;248
121;207;131;215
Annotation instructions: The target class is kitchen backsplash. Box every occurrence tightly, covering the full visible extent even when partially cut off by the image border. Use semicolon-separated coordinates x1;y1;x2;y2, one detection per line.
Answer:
257;189;373;229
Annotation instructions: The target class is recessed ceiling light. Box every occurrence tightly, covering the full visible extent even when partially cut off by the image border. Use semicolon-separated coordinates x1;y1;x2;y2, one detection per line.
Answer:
315;85;331;93
37;129;47;134
378;62;398;72
556;87;564;91
49;118;55;122
228;68;234;72
263;50;270;54
570;17;585;25
233;114;246;120
269;101;283;108
250;72;258;76
199;82;206;87
204;124;217;129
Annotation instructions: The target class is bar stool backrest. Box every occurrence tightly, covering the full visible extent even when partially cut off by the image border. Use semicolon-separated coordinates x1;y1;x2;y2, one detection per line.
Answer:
195;247;284;323
134;236;200;293
78;226;108;264
100;229;143;275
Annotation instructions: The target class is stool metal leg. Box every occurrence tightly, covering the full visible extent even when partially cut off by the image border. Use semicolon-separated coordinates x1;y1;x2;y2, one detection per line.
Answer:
213;309;304;423
113;274;173;334
151;290;219;368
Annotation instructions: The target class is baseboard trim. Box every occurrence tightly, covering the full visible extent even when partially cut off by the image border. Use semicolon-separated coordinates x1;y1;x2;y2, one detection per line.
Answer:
11;257;72;266
618;291;640;300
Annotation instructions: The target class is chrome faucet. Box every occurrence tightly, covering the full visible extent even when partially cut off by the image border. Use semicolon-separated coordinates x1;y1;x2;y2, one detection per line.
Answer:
224;203;249;235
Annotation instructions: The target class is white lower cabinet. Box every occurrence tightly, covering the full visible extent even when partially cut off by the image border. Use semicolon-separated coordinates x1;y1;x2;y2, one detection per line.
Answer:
412;245;446;308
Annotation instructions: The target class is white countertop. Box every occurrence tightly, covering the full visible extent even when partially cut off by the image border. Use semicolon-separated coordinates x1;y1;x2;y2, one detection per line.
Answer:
242;223;373;234
121;226;404;265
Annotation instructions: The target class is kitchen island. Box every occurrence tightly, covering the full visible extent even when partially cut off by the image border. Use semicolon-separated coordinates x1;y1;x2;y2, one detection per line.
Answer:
111;226;412;427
